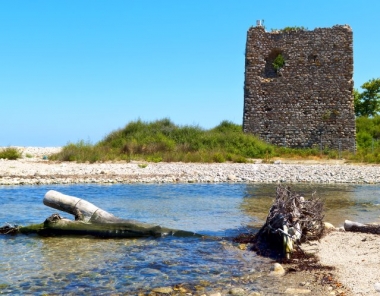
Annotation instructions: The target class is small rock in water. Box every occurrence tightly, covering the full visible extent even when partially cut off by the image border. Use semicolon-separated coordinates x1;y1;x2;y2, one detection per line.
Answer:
229;287;246;295
247;292;262;296
284;287;311;294
151;286;173;294
238;243;247;250
269;263;285;276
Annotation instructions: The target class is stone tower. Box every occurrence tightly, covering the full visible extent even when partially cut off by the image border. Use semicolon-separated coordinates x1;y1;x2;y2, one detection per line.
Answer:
243;25;356;151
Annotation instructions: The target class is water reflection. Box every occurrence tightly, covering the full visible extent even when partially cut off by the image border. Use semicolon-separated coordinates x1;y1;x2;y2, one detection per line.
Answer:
241;183;380;227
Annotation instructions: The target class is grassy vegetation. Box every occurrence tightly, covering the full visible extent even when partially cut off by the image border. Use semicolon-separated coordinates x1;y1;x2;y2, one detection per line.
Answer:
49;116;380;164
271;26;308;33
350;115;380;163
0;147;21;160
50;119;275;163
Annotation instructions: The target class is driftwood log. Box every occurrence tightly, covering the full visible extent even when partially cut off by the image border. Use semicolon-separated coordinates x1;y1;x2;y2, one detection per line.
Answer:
344;220;380;234
0;190;199;238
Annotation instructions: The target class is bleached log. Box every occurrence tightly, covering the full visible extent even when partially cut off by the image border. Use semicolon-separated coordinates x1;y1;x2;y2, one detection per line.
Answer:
344;220;380;234
1;190;199;238
43;190;122;223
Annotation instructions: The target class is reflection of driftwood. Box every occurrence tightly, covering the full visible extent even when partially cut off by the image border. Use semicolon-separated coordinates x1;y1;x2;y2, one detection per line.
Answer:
251;185;324;259
344;220;380;234
0;190;199;238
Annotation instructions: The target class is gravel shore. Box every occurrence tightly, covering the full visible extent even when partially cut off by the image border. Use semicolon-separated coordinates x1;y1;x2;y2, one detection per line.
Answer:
0;147;379;186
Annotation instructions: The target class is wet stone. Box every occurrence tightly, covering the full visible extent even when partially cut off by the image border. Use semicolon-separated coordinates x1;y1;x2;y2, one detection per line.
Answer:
284;287;311;294
269;263;285;276
229;287;246;295
151;286;173;294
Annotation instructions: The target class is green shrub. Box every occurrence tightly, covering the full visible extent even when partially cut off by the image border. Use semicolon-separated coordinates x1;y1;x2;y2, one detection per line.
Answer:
212;152;225;163
211;120;241;133
181;152;204;163
277;26;307;33
272;53;285;72
0;147;21;160
49;141;102;163
146;155;163;163
357;131;373;148
326;149;339;159
230;155;247;163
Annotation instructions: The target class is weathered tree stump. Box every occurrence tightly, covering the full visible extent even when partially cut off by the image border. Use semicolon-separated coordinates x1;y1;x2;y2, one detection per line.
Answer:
236;185;325;259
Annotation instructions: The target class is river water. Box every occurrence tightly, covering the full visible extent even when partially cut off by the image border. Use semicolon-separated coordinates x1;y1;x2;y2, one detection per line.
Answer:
1;183;380;295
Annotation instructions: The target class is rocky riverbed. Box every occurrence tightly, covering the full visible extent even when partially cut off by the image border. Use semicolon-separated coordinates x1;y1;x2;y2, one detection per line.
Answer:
0;147;380;186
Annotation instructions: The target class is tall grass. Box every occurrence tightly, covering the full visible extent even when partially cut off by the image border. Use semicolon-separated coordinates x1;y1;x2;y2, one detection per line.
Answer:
0;147;21;160
49;116;380;164
51;119;274;163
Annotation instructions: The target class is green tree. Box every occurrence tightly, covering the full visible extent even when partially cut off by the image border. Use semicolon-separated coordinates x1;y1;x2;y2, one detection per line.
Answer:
355;78;380;117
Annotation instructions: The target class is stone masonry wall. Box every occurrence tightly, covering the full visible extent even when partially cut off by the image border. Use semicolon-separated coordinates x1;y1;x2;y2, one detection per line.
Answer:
243;25;356;151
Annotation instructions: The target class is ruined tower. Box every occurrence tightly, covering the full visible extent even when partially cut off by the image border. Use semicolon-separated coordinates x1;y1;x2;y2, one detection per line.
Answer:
243;25;356;151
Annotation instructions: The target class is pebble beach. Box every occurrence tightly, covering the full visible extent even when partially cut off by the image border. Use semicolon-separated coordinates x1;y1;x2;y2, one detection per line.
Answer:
1;147;380;186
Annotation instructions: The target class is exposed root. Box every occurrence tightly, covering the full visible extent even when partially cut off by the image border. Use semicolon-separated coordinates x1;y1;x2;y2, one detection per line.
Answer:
0;224;20;235
234;185;325;259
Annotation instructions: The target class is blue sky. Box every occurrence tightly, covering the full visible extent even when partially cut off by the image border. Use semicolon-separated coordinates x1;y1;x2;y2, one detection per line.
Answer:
1;1;378;146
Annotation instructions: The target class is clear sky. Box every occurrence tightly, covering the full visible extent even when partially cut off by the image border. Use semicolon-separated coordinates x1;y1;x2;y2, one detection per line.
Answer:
1;1;378;146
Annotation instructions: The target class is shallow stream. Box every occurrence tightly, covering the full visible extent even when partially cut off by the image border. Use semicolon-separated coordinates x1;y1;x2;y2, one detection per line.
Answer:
1;183;380;294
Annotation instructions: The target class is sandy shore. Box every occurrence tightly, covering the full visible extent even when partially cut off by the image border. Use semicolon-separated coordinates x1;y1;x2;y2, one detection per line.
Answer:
2;147;380;295
316;230;380;295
